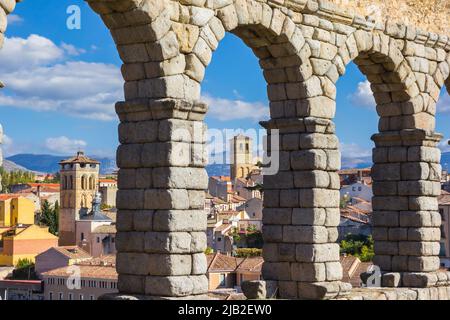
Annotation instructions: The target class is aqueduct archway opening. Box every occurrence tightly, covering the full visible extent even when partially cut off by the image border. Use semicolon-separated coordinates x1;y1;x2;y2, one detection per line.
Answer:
2;0;450;299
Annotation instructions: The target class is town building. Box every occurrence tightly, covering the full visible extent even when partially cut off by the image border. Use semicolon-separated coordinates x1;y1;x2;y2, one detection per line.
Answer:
206;252;262;292
338;206;372;241
58;151;100;246
40;258;117;300
75;193;116;257
0;225;58;266
338;168;372;186
234;172;262;200
208;176;232;200
340;181;373;203
0;195;35;227
98;178;117;208
0;279;44;300
235;198;263;232
35;246;91;276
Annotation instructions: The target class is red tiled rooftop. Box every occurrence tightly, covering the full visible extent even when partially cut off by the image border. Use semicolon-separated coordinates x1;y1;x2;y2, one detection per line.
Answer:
41;265;117;280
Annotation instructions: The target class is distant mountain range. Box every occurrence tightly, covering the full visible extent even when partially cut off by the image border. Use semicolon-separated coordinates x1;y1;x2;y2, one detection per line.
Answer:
6;154;117;175
3;152;450;176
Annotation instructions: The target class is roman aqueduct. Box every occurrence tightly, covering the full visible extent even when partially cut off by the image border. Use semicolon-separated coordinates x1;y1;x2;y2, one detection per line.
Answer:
1;0;450;299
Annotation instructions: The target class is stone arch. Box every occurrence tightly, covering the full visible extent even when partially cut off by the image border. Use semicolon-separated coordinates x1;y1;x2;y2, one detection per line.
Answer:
331;29;443;279
333;29;434;131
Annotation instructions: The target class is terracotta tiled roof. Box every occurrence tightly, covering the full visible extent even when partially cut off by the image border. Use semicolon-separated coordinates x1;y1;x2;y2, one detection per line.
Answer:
212;197;226;205
230;194;246;203
236;257;263;273
206;253;263;274
340;255;372;288
41;265;117;280
99;179;117;183
59;151;100;165
92;225;116;234
0;194;21;201
439;190;450;205
77;255;116;267
51;246;91;260
207;253;242;272
215;223;232;233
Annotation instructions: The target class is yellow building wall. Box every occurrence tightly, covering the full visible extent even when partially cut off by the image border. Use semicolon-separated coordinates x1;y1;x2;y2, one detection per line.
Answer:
0;197;35;227
0;199;12;227
11;197;35;226
0;225;58;266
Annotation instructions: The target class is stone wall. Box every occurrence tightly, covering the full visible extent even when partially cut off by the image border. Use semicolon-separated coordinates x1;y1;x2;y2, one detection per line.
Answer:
1;0;450;299
328;0;450;36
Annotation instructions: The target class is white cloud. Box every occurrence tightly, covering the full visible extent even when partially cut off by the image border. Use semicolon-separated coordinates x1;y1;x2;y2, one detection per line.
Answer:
349;80;376;109
437;94;450;114
45;136;87;155
340;142;372;159
0;34;123;120
0;35;64;72
8;14;23;25
61;42;86;56
202;94;269;121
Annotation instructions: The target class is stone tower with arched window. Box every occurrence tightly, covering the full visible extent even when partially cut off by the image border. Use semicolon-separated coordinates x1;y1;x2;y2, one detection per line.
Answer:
230;134;257;181
58;151;100;246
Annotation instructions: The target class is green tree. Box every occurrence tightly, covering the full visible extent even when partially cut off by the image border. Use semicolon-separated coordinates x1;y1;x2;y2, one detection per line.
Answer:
39;200;59;236
205;247;214;255
234;248;262;258
0;167;35;193
11;258;37;280
339;234;374;262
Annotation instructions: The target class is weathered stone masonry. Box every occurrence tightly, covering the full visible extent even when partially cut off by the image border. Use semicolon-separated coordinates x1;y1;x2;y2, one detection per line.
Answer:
2;0;450;299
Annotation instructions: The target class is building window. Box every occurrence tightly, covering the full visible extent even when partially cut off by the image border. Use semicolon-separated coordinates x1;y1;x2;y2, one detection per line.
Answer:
81;233;85;241
59;292;63;300
97;237;100;243
68;293;73;300
49;292;53;300
79;294;84;300
90;295;95;300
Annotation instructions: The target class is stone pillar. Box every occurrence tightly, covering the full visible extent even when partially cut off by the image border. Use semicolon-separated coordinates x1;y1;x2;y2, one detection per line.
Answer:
372;129;442;287
115;98;209;299
261;112;350;299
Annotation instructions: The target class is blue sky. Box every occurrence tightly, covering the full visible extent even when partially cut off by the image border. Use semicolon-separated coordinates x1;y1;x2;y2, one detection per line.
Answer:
1;0;449;162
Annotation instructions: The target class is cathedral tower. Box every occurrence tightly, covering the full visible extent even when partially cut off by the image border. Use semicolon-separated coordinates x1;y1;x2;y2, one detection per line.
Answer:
58;151;100;246
230;135;257;181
